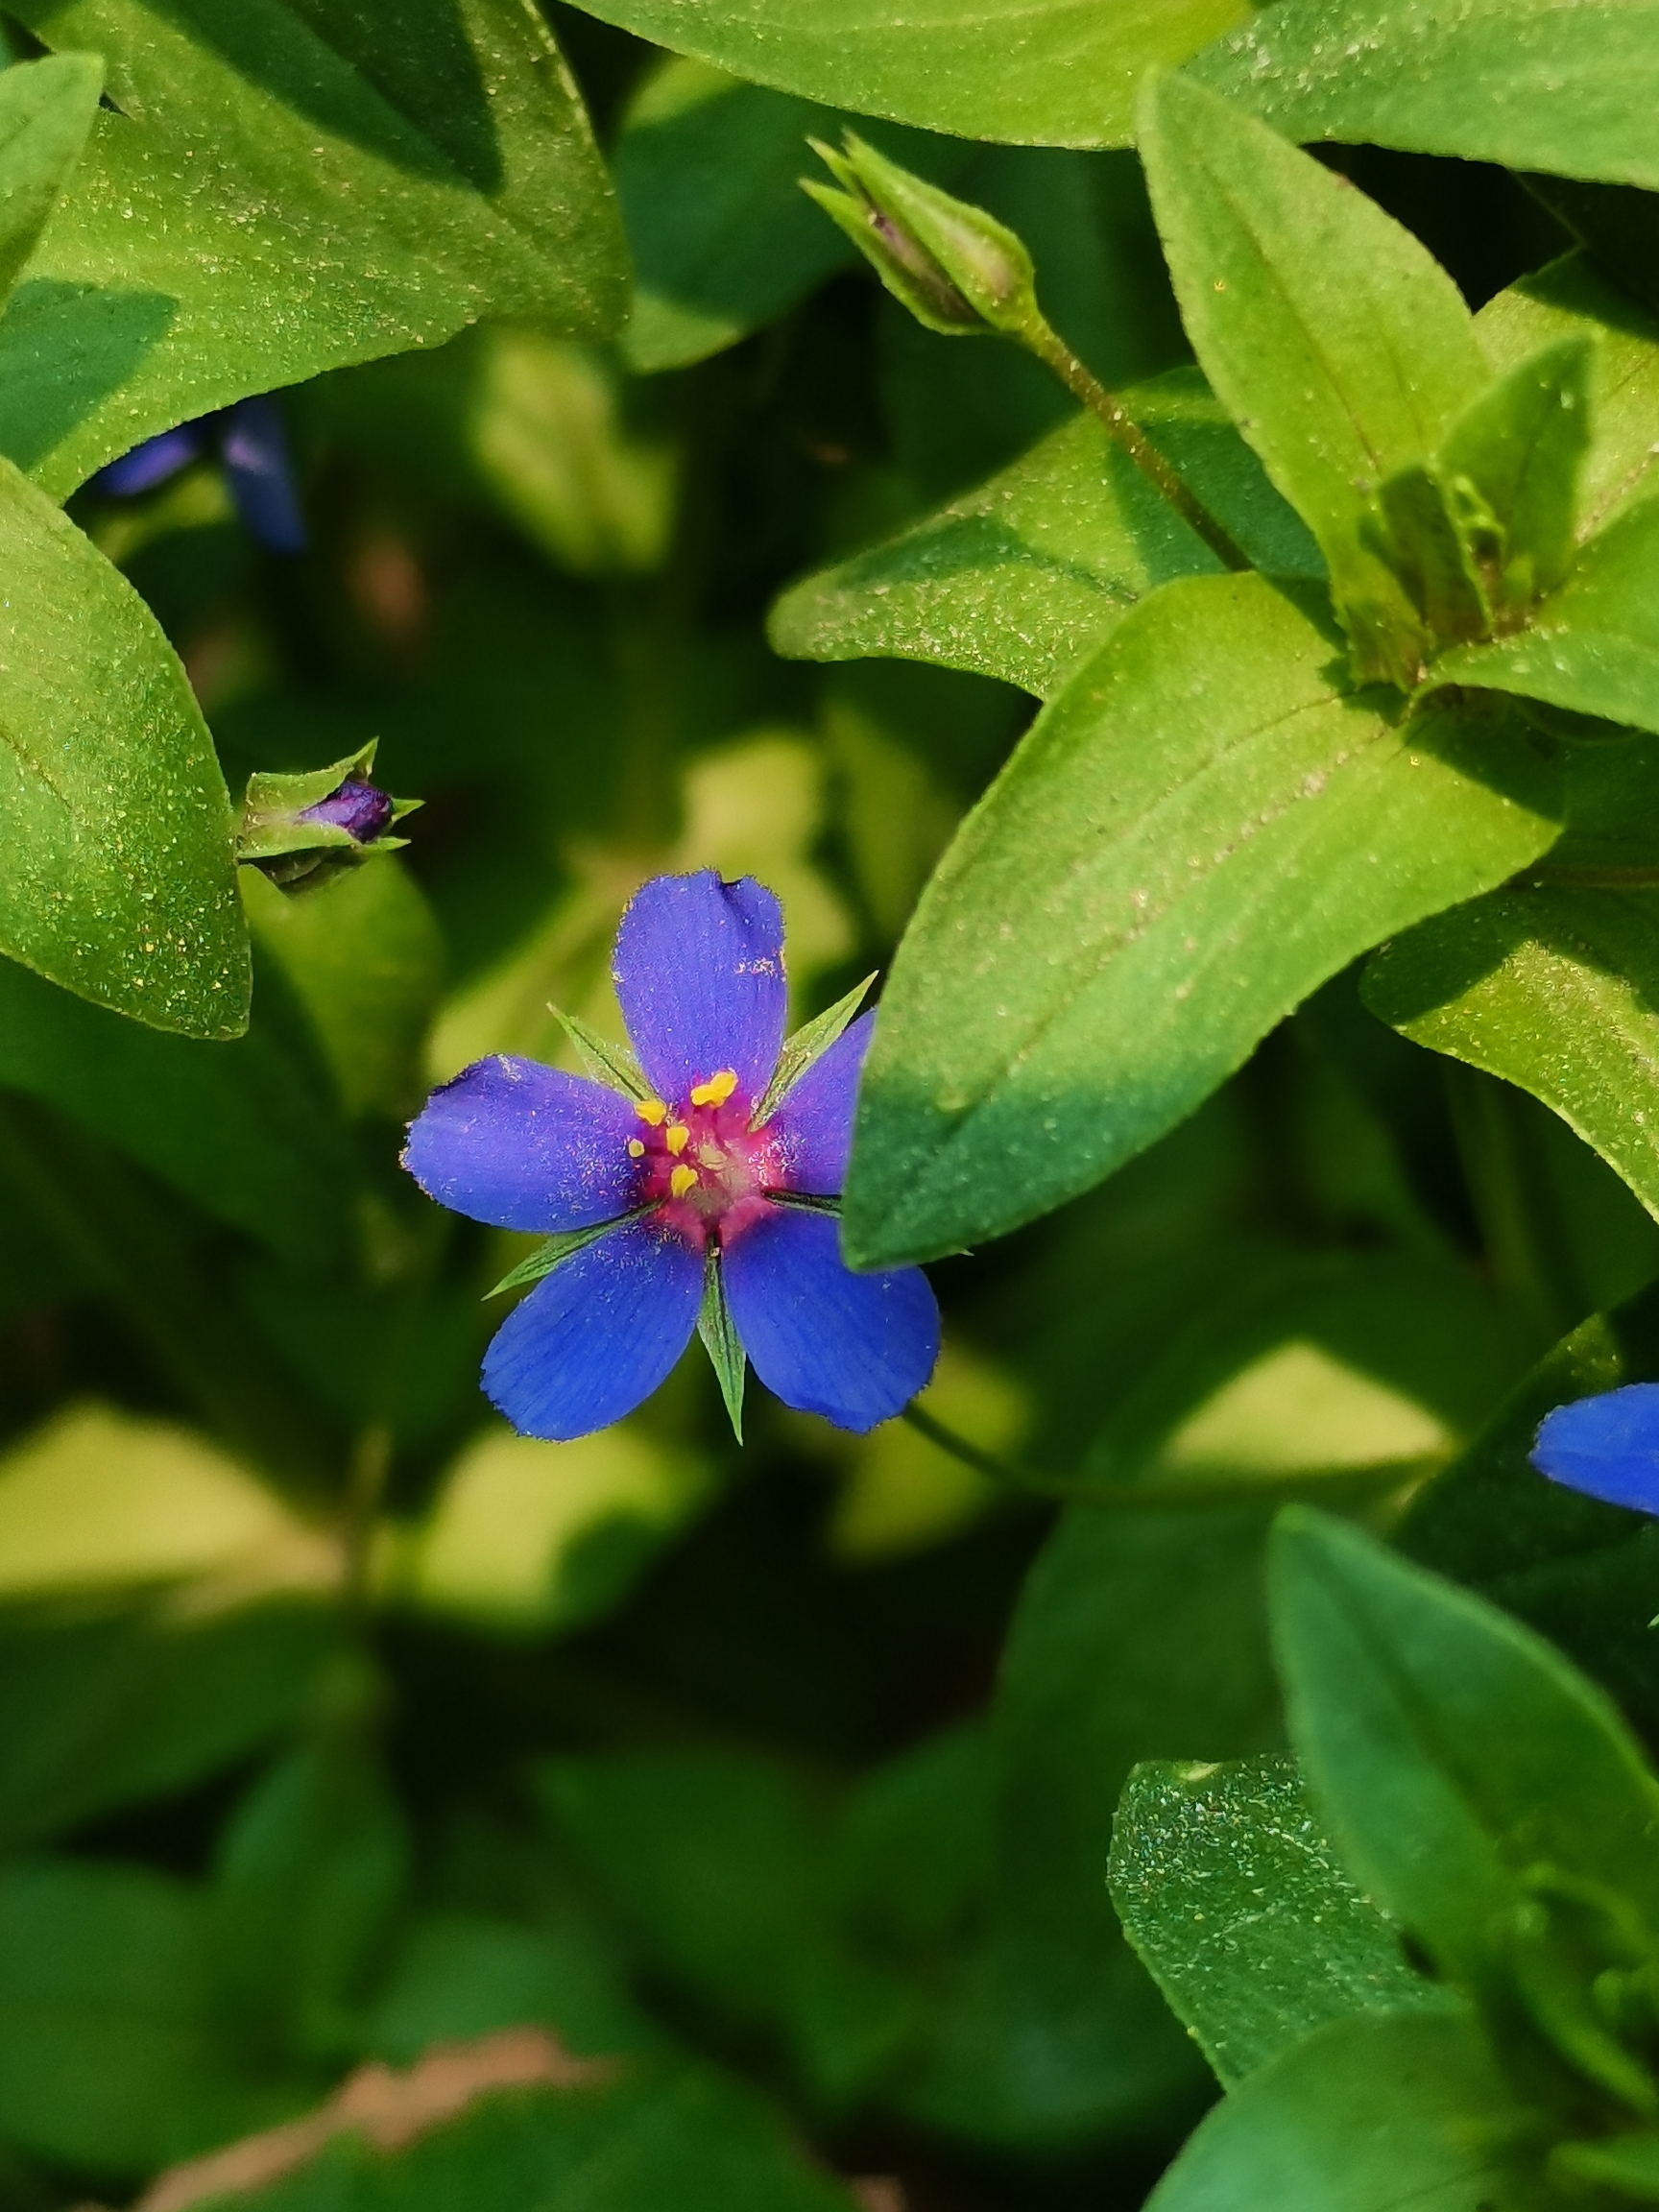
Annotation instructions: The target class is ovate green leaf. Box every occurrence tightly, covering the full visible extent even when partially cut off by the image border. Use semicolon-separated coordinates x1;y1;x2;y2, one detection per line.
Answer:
842;574;1561;1269
0;455;247;1036
770;369;1322;700
1111;1751;1439;2088
1363;886;1659;1226
1195;0;1659;193
1144;2008;1530;2212
1270;1509;1659;1984
558;0;1251;149
1139;74;1486;683
6;0;626;497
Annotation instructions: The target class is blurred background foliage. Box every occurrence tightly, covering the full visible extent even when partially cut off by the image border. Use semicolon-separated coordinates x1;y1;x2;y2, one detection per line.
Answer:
0;10;1640;2210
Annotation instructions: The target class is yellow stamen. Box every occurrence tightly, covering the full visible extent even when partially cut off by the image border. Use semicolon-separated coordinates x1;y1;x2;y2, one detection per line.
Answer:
636;1098;667;1126
665;1123;689;1155
627;1139;645;1158
669;1164;698;1200
689;1068;739;1108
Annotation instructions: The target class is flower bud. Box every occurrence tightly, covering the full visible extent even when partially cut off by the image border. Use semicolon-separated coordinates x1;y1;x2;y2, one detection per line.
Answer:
236;741;419;891
803;133;1041;341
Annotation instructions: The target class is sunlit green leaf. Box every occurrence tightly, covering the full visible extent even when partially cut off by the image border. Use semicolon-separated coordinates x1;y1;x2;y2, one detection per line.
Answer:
1195;0;1659;192
0;457;247;1035
558;0;1251;149
843;574;1561;1269
0;54;100;299
1139;74;1485;684
5;0;627;498
1364;885;1659;1227
770;370;1322;700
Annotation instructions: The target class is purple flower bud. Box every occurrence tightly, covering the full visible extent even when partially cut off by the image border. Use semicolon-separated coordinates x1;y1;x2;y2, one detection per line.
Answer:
299;775;396;846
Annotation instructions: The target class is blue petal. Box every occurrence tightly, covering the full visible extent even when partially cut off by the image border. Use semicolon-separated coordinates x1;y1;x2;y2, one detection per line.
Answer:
403;1056;640;1232
219;397;307;553
484;1214;703;1441
613;871;785;1106
95;422;206;496
1531;1383;1659;1514
767;1011;872;1196
724;1205;938;1431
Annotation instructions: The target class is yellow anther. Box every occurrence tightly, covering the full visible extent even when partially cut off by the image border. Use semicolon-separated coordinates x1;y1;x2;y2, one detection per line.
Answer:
627;1139;645;1158
636;1098;667;1126
665;1123;689;1155
669;1164;699;1200
689;1068;739;1108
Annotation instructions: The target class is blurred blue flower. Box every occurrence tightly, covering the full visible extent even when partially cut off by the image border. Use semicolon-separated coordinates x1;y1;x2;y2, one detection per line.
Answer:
1530;1382;1659;1512
403;870;940;1442
95;394;306;553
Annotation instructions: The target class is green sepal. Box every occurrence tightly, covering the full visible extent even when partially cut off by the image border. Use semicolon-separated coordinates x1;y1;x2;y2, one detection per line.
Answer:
236;741;421;891
765;1190;842;1218
485;1215;633;1301
804;134;1040;342
697;1245;746;1443
553;1006;653;1102
752;974;876;1130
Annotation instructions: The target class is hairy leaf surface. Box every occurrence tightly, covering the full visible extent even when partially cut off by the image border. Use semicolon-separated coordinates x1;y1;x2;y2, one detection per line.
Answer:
557;0;1249;148
1196;0;1659;192
5;0;625;497
842;574;1561;1269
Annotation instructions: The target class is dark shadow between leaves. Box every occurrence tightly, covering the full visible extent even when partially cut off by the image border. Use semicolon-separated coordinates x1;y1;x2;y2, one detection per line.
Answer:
0;280;176;474
132;0;504;193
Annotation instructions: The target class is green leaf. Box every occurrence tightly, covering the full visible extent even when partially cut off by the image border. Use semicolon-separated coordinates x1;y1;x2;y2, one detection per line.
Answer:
0;1597;335;1849
0;453;249;1034
557;0;1251;149
752;974;874;1128
770;370;1322;700
1478;255;1659;545
243;859;445;1121
1111;1751;1441;2089
0;55;101;301
1554;2133;1659;2199
0;1859;299;2175
1270;1508;1659;1986
615;58;966;374
5;0;627;499
0;950;349;1262
213;1733;411;2065
1138;74;1486;685
697;1247;746;1444
1363;885;1659;1227
842;573;1562;1270
1142;2008;1531;2212
1430;497;1659;736
1437;336;1595;615
1194;0;1659;193
892;1505;1281;2150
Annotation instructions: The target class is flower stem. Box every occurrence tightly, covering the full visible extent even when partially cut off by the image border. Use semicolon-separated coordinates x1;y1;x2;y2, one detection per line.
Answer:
1019;321;1251;574
900;1402;1436;1513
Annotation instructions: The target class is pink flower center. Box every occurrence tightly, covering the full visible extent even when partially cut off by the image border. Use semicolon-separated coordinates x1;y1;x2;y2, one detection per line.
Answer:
627;1070;778;1252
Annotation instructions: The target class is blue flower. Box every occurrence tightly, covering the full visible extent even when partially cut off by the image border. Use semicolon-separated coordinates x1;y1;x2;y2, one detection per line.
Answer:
1530;1382;1659;1513
403;870;940;1442
95;395;306;554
